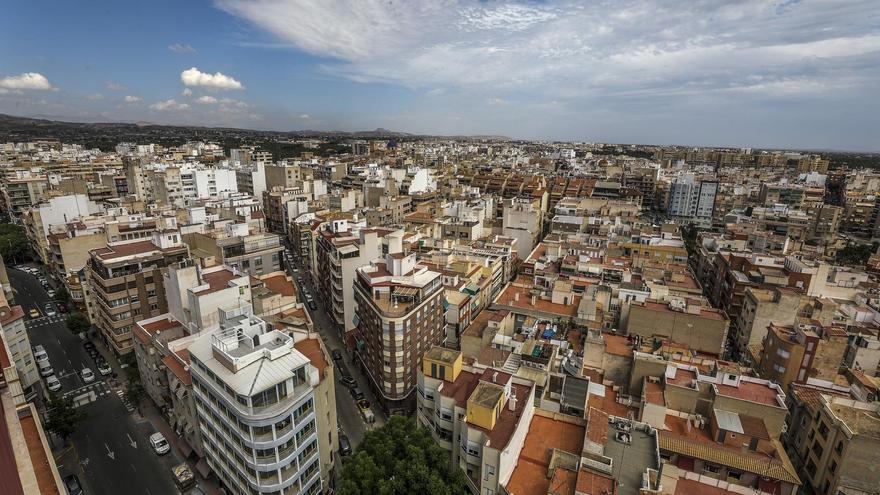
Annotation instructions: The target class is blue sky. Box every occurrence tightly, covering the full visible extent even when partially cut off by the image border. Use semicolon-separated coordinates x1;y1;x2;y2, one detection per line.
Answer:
1;0;878;150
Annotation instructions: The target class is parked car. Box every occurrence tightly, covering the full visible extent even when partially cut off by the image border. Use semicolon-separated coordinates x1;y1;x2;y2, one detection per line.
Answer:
45;375;62;393
150;432;170;455
28;308;40;318
339;435;352;456
81;368;95;383
339;375;357;388
38;360;54;377
308;300;317;310
33;345;48;363
63;474;84;495
44;303;56;316
331;349;343;361
97;361;112;376
83;341;96;351
46;289;56;298
350;387;365;401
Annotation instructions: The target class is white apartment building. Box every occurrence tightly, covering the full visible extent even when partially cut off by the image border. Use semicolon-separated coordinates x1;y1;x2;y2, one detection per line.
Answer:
189;306;323;495
193;167;238;200
667;173;718;222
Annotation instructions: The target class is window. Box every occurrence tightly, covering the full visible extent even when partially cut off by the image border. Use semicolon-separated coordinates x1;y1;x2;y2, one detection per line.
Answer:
704;464;720;474
484;464;495;481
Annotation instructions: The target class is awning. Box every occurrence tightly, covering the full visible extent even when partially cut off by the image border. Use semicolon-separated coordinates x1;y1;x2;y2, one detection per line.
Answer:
195;458;211;478
394;286;419;298
178;438;194;458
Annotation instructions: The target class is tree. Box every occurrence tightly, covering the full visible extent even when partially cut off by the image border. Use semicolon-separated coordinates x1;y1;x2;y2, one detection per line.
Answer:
45;394;86;443
123;365;145;407
338;416;469;495
836;241;878;266
65;313;91;334
0;222;31;264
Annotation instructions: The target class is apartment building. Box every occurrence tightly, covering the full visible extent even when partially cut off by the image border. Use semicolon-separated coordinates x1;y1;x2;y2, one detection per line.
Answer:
501;197;543;260
2;176;48;219
353;252;444;413
0;332;65;495
0;300;38;394
755;322;848;389
21;194;104;263
667;173;718;224
798;395;880;495
313;220;383;333
264;164;314;190
235;162;267;205
734;287;812;356
625;298;730;356
189;306;326;495
416;347;537;494
184;222;284;277
87;232;189;355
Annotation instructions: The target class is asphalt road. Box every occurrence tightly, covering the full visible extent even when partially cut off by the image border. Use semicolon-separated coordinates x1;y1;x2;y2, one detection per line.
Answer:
9;265;180;495
284;251;381;448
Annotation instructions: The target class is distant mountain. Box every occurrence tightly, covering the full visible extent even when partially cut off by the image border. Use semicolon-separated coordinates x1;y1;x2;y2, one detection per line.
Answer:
0;113;510;143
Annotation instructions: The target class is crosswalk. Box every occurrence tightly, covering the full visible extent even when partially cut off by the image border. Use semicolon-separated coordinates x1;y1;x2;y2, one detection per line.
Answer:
25;315;65;328
63;381;111;408
116;389;136;412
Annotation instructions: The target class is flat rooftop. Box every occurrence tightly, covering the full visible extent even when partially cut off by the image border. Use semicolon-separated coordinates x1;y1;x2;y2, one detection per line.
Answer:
424;346;460;366
605;423;658;495
505;414;586;495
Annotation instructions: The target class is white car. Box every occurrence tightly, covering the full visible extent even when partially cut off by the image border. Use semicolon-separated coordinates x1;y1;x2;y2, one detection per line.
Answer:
44;304;57;316
45;375;62;392
97;361;112;376
81;368;95;383
38;361;54;377
33;345;49;363
149;432;170;455
46;289;56;298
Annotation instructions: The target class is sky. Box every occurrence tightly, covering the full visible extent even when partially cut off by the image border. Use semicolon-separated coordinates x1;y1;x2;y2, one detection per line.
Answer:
0;0;878;150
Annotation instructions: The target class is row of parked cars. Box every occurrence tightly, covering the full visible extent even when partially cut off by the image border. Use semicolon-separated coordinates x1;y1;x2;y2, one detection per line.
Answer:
33;341;112;394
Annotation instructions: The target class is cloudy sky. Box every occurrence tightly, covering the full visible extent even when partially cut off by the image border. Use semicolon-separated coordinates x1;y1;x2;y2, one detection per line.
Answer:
1;0;878;149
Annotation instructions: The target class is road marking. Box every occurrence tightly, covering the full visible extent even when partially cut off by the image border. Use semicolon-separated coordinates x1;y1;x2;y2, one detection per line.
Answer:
105;443;115;460
131;463;137;472
127;433;138;449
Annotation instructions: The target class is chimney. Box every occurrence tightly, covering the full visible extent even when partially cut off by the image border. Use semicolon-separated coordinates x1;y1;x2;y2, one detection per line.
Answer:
514;292;520;302
508;394;517;411
531;295;537;306
492;371;498;383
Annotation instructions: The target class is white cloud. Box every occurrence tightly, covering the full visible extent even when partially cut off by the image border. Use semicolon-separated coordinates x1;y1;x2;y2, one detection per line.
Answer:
181;88;192;97
0;72;54;91
168;43;197;54
196;95;218;104
487;97;509;106
149;99;190;111
298;113;310;119
216;0;880;100
105;80;127;91
180;67;244;90
124;95;141;103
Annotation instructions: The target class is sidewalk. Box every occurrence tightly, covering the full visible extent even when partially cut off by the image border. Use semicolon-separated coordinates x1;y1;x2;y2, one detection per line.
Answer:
139;400;224;495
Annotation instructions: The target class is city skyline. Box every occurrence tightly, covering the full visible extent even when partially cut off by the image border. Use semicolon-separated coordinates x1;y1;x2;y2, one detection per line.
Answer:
1;0;879;150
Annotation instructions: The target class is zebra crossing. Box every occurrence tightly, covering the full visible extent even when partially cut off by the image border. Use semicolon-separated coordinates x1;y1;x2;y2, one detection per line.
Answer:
116;389;136;412
25;315;65;328
63;381;112;408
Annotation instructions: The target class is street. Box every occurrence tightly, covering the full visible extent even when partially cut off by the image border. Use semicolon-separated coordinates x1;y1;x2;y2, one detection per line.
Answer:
285;255;384;449
8;266;180;495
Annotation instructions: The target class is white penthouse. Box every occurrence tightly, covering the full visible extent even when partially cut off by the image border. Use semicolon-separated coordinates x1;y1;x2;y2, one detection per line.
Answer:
189;305;322;495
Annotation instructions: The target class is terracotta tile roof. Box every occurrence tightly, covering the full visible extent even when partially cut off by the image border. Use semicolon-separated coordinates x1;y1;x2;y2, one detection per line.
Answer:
162;354;192;386
575;469;616;495
494;284;579;318
0;306;24;327
714;381;782;407
19;411;59;494
660;416;799;484
261;274;296;297
674;479;739;495
91;239;183;261
294;338;329;381
506;414;585;495
193;269;238;295
588;386;636;418
469;382;532;449
587;407;609;445
0;397;25;495
603;334;633;358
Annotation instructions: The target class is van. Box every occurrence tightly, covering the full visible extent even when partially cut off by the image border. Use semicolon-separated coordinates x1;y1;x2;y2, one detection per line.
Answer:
38;360;53;377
